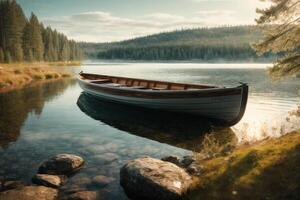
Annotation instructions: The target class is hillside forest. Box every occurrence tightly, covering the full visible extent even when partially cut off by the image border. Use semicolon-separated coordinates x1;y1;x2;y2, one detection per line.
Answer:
80;26;275;61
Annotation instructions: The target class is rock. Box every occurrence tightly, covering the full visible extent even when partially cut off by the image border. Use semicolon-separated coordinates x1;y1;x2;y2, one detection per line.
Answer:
0;186;58;200
180;155;196;167
93;153;119;164
32;174;67;188
38;154;84;175
68;191;97;200
92;175;115;187
70;173;92;187
120;157;192;200
71;177;92;187
0;180;26;192
62;185;87;195
161;155;181;166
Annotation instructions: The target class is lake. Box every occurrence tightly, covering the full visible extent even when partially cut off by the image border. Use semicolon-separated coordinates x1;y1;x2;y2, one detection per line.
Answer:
0;62;299;199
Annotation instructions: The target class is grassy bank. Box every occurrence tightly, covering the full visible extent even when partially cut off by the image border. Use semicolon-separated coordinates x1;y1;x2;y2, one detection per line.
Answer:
0;62;77;93
187;130;300;200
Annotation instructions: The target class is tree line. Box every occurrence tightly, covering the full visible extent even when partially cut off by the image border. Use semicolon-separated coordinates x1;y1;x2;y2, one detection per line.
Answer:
81;25;274;61
0;0;83;63
97;44;274;61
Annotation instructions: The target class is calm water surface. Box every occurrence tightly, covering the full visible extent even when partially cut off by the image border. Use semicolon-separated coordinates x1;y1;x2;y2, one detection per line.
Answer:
0;62;299;199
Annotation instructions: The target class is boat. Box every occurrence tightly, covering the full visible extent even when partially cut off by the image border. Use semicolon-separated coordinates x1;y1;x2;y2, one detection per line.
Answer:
77;72;248;126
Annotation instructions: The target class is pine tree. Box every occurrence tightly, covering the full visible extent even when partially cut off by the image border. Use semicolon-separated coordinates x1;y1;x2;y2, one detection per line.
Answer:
0;1;82;63
30;13;44;61
22;13;44;62
43;27;56;61
60;40;70;61
0;47;4;62
51;30;58;61
5;50;12;63
27;49;33;62
253;0;300;78
0;0;26;62
22;22;32;61
47;31;56;61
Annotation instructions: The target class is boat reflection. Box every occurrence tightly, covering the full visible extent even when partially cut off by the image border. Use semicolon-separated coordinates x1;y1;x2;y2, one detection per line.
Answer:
77;93;237;151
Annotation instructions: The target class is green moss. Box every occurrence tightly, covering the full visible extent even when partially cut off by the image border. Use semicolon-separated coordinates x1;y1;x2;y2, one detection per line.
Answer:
187;131;300;200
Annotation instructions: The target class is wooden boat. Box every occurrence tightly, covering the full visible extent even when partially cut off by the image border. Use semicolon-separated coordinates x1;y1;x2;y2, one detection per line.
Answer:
77;72;248;126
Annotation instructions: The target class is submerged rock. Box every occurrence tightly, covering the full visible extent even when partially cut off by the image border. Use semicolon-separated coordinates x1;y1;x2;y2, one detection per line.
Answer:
71;176;92;187
67;191;97;200
92;175;115;187
61;185;87;195
93;153;119;164
38;154;84;175
120;157;192;200
32;174;67;188
0;186;58;200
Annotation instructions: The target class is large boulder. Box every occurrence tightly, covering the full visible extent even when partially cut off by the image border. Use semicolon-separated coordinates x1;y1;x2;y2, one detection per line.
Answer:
0;186;58;200
120;157;192;200
32;174;67;188
38;154;84;175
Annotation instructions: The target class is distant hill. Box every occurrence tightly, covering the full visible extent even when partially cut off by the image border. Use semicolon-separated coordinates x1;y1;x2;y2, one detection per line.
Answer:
80;25;274;61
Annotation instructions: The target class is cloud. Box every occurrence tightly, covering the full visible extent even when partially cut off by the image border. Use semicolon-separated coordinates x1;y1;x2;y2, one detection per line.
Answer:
42;10;252;42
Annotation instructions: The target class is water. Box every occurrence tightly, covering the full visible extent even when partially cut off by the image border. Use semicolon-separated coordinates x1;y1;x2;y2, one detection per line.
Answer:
0;62;299;199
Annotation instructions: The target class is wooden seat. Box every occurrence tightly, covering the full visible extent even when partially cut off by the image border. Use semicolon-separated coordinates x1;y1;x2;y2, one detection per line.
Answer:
90;79;111;84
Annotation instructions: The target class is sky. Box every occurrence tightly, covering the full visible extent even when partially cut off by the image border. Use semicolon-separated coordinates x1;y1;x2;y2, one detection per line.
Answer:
17;0;270;43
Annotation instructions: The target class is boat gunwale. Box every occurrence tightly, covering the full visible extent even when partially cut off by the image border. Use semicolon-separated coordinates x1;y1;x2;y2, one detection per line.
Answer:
77;73;244;95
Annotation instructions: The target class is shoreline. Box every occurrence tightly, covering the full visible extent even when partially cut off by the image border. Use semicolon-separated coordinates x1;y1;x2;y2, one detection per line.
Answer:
117;130;300;199
186;130;300;199
0;62;79;93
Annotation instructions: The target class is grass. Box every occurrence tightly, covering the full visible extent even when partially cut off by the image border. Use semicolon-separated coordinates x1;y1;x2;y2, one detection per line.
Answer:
0;61;81;68
0;63;73;93
48;61;81;66
186;130;300;200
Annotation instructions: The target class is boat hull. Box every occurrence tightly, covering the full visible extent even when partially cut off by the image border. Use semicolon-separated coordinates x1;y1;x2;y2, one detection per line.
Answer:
78;76;248;126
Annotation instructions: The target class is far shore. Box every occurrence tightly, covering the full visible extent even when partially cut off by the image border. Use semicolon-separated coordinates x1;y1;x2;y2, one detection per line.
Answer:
0;62;80;93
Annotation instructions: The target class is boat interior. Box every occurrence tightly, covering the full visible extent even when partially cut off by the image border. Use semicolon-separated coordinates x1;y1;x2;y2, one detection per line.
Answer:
80;72;220;91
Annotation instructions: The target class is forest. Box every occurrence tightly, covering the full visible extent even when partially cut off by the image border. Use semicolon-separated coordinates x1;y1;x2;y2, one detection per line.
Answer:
0;0;83;63
80;26;275;61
